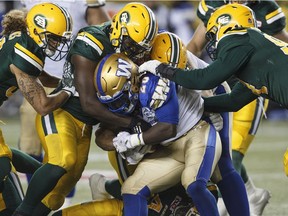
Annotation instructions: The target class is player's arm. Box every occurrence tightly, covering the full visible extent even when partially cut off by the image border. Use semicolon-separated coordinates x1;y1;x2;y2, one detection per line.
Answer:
11;64;70;116
95;122;125;151
204;81;258;113
38;70;60;88
72;54;132;127
85;0;110;25
186;22;208;57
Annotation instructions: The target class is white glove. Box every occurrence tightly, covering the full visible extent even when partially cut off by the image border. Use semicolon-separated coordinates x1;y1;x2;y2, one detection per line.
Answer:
138;60;162;76
61;72;76;97
86;0;106;7
120;145;153;165
209;113;223;131
113;131;145;153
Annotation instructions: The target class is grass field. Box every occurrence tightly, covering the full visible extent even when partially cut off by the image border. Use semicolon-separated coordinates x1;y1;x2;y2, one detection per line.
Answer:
1;117;288;215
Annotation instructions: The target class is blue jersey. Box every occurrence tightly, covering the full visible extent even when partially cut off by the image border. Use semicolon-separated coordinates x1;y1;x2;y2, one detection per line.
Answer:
139;73;179;126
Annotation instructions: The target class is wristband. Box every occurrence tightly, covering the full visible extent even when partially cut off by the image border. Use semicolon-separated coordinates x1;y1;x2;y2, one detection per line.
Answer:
130;133;145;148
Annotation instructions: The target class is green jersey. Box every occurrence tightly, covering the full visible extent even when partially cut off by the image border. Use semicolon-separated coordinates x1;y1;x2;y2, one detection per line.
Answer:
165;28;288;111
0;31;44;105
198;0;286;35
57;22;115;125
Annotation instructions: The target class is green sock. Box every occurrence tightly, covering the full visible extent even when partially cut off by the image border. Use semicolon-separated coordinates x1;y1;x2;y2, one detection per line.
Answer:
11;148;41;173
0;157;11;185
240;164;249;183
232;150;244;174
2;175;22;213
16;163;66;214
232;150;249;183
32;202;51;216
105;179;122;200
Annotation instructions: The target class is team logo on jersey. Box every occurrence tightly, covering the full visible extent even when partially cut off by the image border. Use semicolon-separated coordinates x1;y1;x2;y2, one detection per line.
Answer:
120;12;130;24
34;15;47;29
217;14;231;25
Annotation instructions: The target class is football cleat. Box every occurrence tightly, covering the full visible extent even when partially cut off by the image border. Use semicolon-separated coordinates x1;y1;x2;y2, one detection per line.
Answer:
89;173;112;201
249;188;271;216
217;197;228;216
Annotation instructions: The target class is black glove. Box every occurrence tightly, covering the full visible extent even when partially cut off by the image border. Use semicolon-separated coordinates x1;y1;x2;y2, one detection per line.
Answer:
157;64;177;80
128;116;151;134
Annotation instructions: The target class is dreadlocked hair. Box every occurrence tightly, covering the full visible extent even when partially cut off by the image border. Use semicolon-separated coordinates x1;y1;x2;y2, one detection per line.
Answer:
1;9;27;36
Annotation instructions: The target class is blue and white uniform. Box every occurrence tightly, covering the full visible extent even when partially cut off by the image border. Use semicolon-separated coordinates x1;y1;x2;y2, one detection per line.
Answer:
122;72;222;216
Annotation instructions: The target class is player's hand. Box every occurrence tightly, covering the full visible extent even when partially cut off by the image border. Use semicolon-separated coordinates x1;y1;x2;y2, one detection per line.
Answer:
150;78;170;109
113;131;145;153
209;113;223;131
139;60;162;76
128;116;151;134
61;72;76;97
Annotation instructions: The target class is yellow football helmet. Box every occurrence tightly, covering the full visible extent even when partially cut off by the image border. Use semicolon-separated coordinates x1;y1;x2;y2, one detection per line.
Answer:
94;53;139;114
26;2;73;61
110;3;158;64
151;32;187;69
205;3;256;60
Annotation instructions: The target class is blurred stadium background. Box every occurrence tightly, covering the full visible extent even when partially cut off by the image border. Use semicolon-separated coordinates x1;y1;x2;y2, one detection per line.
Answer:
0;1;287;215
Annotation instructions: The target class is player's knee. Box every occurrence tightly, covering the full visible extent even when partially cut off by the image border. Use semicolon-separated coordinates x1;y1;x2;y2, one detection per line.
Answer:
43;193;65;210
59;153;77;171
122;176;143;195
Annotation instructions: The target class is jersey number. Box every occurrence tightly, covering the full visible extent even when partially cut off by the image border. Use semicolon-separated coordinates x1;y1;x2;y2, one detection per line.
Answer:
0;31;22;51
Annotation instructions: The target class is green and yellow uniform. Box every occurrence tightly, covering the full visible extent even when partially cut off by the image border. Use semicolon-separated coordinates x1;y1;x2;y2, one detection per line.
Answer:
35;22;129;210
0;31;44;214
197;0;286;171
0;31;44;160
158;27;288;175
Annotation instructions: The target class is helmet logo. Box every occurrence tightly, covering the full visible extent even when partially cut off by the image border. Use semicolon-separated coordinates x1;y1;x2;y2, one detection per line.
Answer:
116;58;132;78
120;12;130;24
217;14;231;25
34;15;47;29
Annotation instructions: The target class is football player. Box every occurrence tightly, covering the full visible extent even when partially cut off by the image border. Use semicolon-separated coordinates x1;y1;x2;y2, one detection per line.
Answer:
139;3;288;199
186;0;288;214
91;32;249;216
13;3;158;216
19;0;109;207
0;4;75;216
94;50;223;215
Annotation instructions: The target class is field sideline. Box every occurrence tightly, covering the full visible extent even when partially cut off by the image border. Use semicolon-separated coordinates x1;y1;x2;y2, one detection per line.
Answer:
1;118;288;215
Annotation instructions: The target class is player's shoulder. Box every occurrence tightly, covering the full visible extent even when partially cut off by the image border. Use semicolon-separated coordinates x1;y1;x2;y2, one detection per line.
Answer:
69;22;114;61
197;0;224;25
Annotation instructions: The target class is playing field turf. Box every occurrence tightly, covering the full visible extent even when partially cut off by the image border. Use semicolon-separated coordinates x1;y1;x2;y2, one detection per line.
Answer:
1;117;287;215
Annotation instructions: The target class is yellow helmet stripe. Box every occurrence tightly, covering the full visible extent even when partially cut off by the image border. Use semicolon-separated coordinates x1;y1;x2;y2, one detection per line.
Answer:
168;34;181;68
266;8;285;25
145;7;157;44
198;0;209;16
14;43;43;71
53;3;73;33
76;32;104;55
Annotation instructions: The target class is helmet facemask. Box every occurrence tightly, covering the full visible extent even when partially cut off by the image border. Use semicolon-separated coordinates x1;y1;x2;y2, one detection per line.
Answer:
26;2;73;61
110;3;158;65
36;31;72;61
205;3;256;60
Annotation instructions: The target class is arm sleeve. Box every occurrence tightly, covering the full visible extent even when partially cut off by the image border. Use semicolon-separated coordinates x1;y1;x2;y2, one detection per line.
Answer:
167;43;254;90
204;82;258;113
